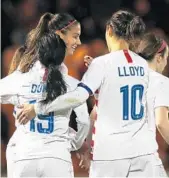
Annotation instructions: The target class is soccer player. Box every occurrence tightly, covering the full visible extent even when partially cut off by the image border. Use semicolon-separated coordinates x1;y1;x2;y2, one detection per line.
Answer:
81;33;169;176
137;33;169;176
18;10;162;177
1;13;90;178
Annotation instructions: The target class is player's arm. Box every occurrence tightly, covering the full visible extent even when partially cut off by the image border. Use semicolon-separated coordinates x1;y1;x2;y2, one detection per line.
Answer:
0;71;21;105
154;81;169;144
34;87;89;114
85;106;96;147
75;106;96;170
70;103;90;151
34;57;105;114
17;57;105;123
155;107;169;144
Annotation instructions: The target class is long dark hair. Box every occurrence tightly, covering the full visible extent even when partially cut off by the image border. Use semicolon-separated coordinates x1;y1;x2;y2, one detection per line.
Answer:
107;10;146;41
19;12;78;73
36;33;67;103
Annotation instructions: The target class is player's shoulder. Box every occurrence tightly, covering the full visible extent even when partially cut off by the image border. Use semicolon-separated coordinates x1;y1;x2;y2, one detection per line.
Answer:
149;70;169;85
97;50;147;63
149;70;168;81
91;51;123;65
100;50;123;59
22;61;45;84
128;50;148;66
91;53;109;64
66;75;80;85
64;75;80;90
159;74;169;86
31;61;44;72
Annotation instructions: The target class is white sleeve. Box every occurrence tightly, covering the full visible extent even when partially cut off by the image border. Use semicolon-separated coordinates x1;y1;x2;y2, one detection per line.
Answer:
154;80;169;108
34;57;105;114
0;71;22;105
80;56;105;94
70;103;90;151
34;87;89;114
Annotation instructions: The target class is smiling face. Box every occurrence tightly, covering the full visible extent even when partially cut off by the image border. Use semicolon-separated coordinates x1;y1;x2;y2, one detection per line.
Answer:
59;23;81;56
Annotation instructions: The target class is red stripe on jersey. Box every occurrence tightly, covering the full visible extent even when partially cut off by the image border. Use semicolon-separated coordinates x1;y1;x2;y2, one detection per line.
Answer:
90;153;93;160
92;127;95;134
95;89;99;94
95;100;98;106
43;68;48;81
91;140;94;147
90;90;99;160
95;113;97;121
123;50;133;63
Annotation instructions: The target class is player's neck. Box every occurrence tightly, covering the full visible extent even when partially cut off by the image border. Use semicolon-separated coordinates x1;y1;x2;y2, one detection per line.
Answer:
109;40;129;52
148;62;157;72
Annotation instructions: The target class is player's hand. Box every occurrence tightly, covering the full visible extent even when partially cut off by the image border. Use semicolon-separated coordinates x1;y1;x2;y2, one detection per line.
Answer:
76;141;91;170
17;104;36;124
77;152;91;170
84;55;93;67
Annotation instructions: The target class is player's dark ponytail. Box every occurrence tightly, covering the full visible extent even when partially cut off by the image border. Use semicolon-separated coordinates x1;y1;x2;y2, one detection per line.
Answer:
126;16;145;40
19;12;54;73
36;33;67;104
18;12;79;74
44;64;67;104
107;10;145;41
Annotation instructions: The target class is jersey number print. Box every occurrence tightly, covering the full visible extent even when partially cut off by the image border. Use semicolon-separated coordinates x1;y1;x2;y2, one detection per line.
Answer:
120;84;144;120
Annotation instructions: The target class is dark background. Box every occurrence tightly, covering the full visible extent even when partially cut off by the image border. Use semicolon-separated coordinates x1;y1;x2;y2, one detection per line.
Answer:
1;0;169;176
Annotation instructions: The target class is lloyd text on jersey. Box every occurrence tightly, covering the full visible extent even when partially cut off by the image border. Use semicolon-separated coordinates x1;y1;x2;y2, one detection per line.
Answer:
118;66;145;77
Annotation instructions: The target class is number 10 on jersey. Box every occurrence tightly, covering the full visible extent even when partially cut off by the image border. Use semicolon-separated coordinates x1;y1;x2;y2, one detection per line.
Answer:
120;84;144;120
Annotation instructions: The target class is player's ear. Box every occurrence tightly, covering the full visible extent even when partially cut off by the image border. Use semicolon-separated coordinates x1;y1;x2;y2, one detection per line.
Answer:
55;30;64;40
155;53;163;64
106;25;113;37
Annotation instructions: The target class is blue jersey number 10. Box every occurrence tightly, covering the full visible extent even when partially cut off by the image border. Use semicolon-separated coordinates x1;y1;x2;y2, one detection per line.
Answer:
120;84;144;120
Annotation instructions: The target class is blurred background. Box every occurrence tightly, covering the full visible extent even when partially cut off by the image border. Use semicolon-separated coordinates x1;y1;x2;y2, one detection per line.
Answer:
1;0;169;176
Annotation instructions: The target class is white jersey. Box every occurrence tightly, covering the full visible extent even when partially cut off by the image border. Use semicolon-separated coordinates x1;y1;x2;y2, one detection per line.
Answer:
147;70;169;151
81;50;154;160
0;61;89;162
